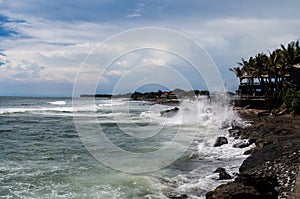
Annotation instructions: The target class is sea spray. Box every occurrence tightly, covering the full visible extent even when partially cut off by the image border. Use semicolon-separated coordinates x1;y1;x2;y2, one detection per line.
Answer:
47;101;66;105
155;96;254;198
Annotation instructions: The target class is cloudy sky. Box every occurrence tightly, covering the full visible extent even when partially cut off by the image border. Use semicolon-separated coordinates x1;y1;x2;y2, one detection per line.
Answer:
0;0;299;96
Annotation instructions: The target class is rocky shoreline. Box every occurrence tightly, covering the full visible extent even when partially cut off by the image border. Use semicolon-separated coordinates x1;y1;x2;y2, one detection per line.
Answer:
207;109;300;199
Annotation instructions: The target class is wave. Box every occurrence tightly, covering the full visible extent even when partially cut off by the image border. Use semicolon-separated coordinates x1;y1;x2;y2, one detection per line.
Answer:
97;102;126;108
0;107;75;115
151;98;239;129
139;111;160;119
97;112;128;117
0;108;32;115
47;101;66;105
162;131;255;198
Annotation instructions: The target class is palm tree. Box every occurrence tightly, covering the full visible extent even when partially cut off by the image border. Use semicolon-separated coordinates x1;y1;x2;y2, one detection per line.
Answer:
280;41;300;81
230;40;300;98
229;67;243;84
268;49;282;93
250;53;268;95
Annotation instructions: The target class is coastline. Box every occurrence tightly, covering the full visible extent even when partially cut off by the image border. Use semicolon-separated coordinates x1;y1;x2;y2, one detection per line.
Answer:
207;109;300;198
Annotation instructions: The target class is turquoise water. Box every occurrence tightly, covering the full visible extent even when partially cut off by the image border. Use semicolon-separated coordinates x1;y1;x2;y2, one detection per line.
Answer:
0;96;250;198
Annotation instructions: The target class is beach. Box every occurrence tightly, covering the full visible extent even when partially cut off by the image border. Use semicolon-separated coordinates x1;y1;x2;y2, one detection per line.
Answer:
207;109;300;198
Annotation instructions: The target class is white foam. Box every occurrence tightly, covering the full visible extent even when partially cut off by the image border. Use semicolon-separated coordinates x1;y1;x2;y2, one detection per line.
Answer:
97;100;126;108
155;97;253;198
159;97;240;129
0;108;33;114
0;107;74;115
161;136;254;198
47;101;66;105
198;136;255;161
139;111;161;119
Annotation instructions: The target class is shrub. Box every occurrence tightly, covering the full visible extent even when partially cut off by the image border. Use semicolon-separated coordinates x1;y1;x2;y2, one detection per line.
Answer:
282;85;300;114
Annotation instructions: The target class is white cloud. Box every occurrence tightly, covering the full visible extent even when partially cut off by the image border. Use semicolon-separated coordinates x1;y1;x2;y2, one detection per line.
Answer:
0;60;44;83
127;2;146;18
105;69;127;76
142;58;167;66
0;0;300;95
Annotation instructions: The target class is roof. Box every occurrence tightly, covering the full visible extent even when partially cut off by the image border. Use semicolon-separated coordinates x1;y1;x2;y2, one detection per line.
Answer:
293;64;300;69
240;74;290;79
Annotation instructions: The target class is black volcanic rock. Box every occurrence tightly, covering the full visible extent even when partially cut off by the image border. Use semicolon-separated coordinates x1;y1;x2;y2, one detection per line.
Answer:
160;107;179;118
232;140;250;148
214;167;232;180
206;175;278;199
213;137;228;147
206;111;300;199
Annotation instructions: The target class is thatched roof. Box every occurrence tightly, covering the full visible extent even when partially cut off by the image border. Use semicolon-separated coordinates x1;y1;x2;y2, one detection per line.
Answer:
293;64;300;69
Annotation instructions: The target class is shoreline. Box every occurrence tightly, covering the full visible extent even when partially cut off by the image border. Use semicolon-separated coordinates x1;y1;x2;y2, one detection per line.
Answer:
206;109;300;198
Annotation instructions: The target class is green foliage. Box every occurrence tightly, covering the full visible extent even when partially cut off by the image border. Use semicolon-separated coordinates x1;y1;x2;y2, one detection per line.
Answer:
230;40;300;97
282;85;300;114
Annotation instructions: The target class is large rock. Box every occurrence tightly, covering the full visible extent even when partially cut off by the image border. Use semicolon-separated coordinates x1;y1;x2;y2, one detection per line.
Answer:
213;137;228;147
232;140;250;148
206;182;260;199
214;167;232;180
206;174;278;199
228;129;241;139
160;107;179;118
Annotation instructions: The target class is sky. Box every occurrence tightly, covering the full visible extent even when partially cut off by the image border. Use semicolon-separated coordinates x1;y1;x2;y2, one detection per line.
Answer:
0;0;300;96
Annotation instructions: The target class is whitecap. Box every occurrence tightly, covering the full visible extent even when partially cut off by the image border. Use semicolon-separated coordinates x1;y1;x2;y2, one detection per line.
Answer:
47;101;66;105
0;108;32;115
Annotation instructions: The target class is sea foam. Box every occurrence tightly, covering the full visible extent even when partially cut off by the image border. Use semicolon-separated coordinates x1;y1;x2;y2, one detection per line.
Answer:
47;101;66;105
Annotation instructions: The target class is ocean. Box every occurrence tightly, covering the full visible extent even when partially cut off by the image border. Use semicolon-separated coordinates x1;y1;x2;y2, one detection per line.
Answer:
0;96;253;198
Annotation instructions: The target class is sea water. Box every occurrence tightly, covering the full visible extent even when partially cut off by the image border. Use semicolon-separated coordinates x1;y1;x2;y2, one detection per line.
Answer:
0;96;253;198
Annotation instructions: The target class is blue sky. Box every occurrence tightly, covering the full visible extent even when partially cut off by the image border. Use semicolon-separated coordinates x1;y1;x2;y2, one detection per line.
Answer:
0;0;300;96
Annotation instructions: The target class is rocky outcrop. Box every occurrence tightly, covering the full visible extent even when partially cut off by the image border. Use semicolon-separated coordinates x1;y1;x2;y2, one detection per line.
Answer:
206;111;300;199
206;175;278;199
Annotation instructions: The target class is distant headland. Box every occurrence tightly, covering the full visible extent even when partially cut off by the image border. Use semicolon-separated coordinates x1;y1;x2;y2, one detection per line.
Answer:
80;89;210;100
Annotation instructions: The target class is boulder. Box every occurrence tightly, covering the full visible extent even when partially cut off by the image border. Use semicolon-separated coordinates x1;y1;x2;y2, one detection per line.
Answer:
214;167;232;180
213;137;228;147
206;181;260;199
233;140;250;148
206;174;278;199
160;107;179;118
229;129;241;139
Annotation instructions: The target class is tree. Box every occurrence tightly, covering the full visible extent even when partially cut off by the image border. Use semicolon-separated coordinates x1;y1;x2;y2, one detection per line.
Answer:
267;49;282;94
280;41;300;81
229;67;243;84
230;40;300;100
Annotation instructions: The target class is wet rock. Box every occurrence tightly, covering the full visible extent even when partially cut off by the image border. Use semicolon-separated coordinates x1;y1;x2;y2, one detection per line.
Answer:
233;140;250;148
167;193;188;199
207;112;300;198
206;181;277;199
207;174;278;199
160;107;179;118
248;138;256;145
244;148;255;155
221;121;231;129
214;167;232;180
213;137;228;147
206;182;260;199
229;129;241;139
